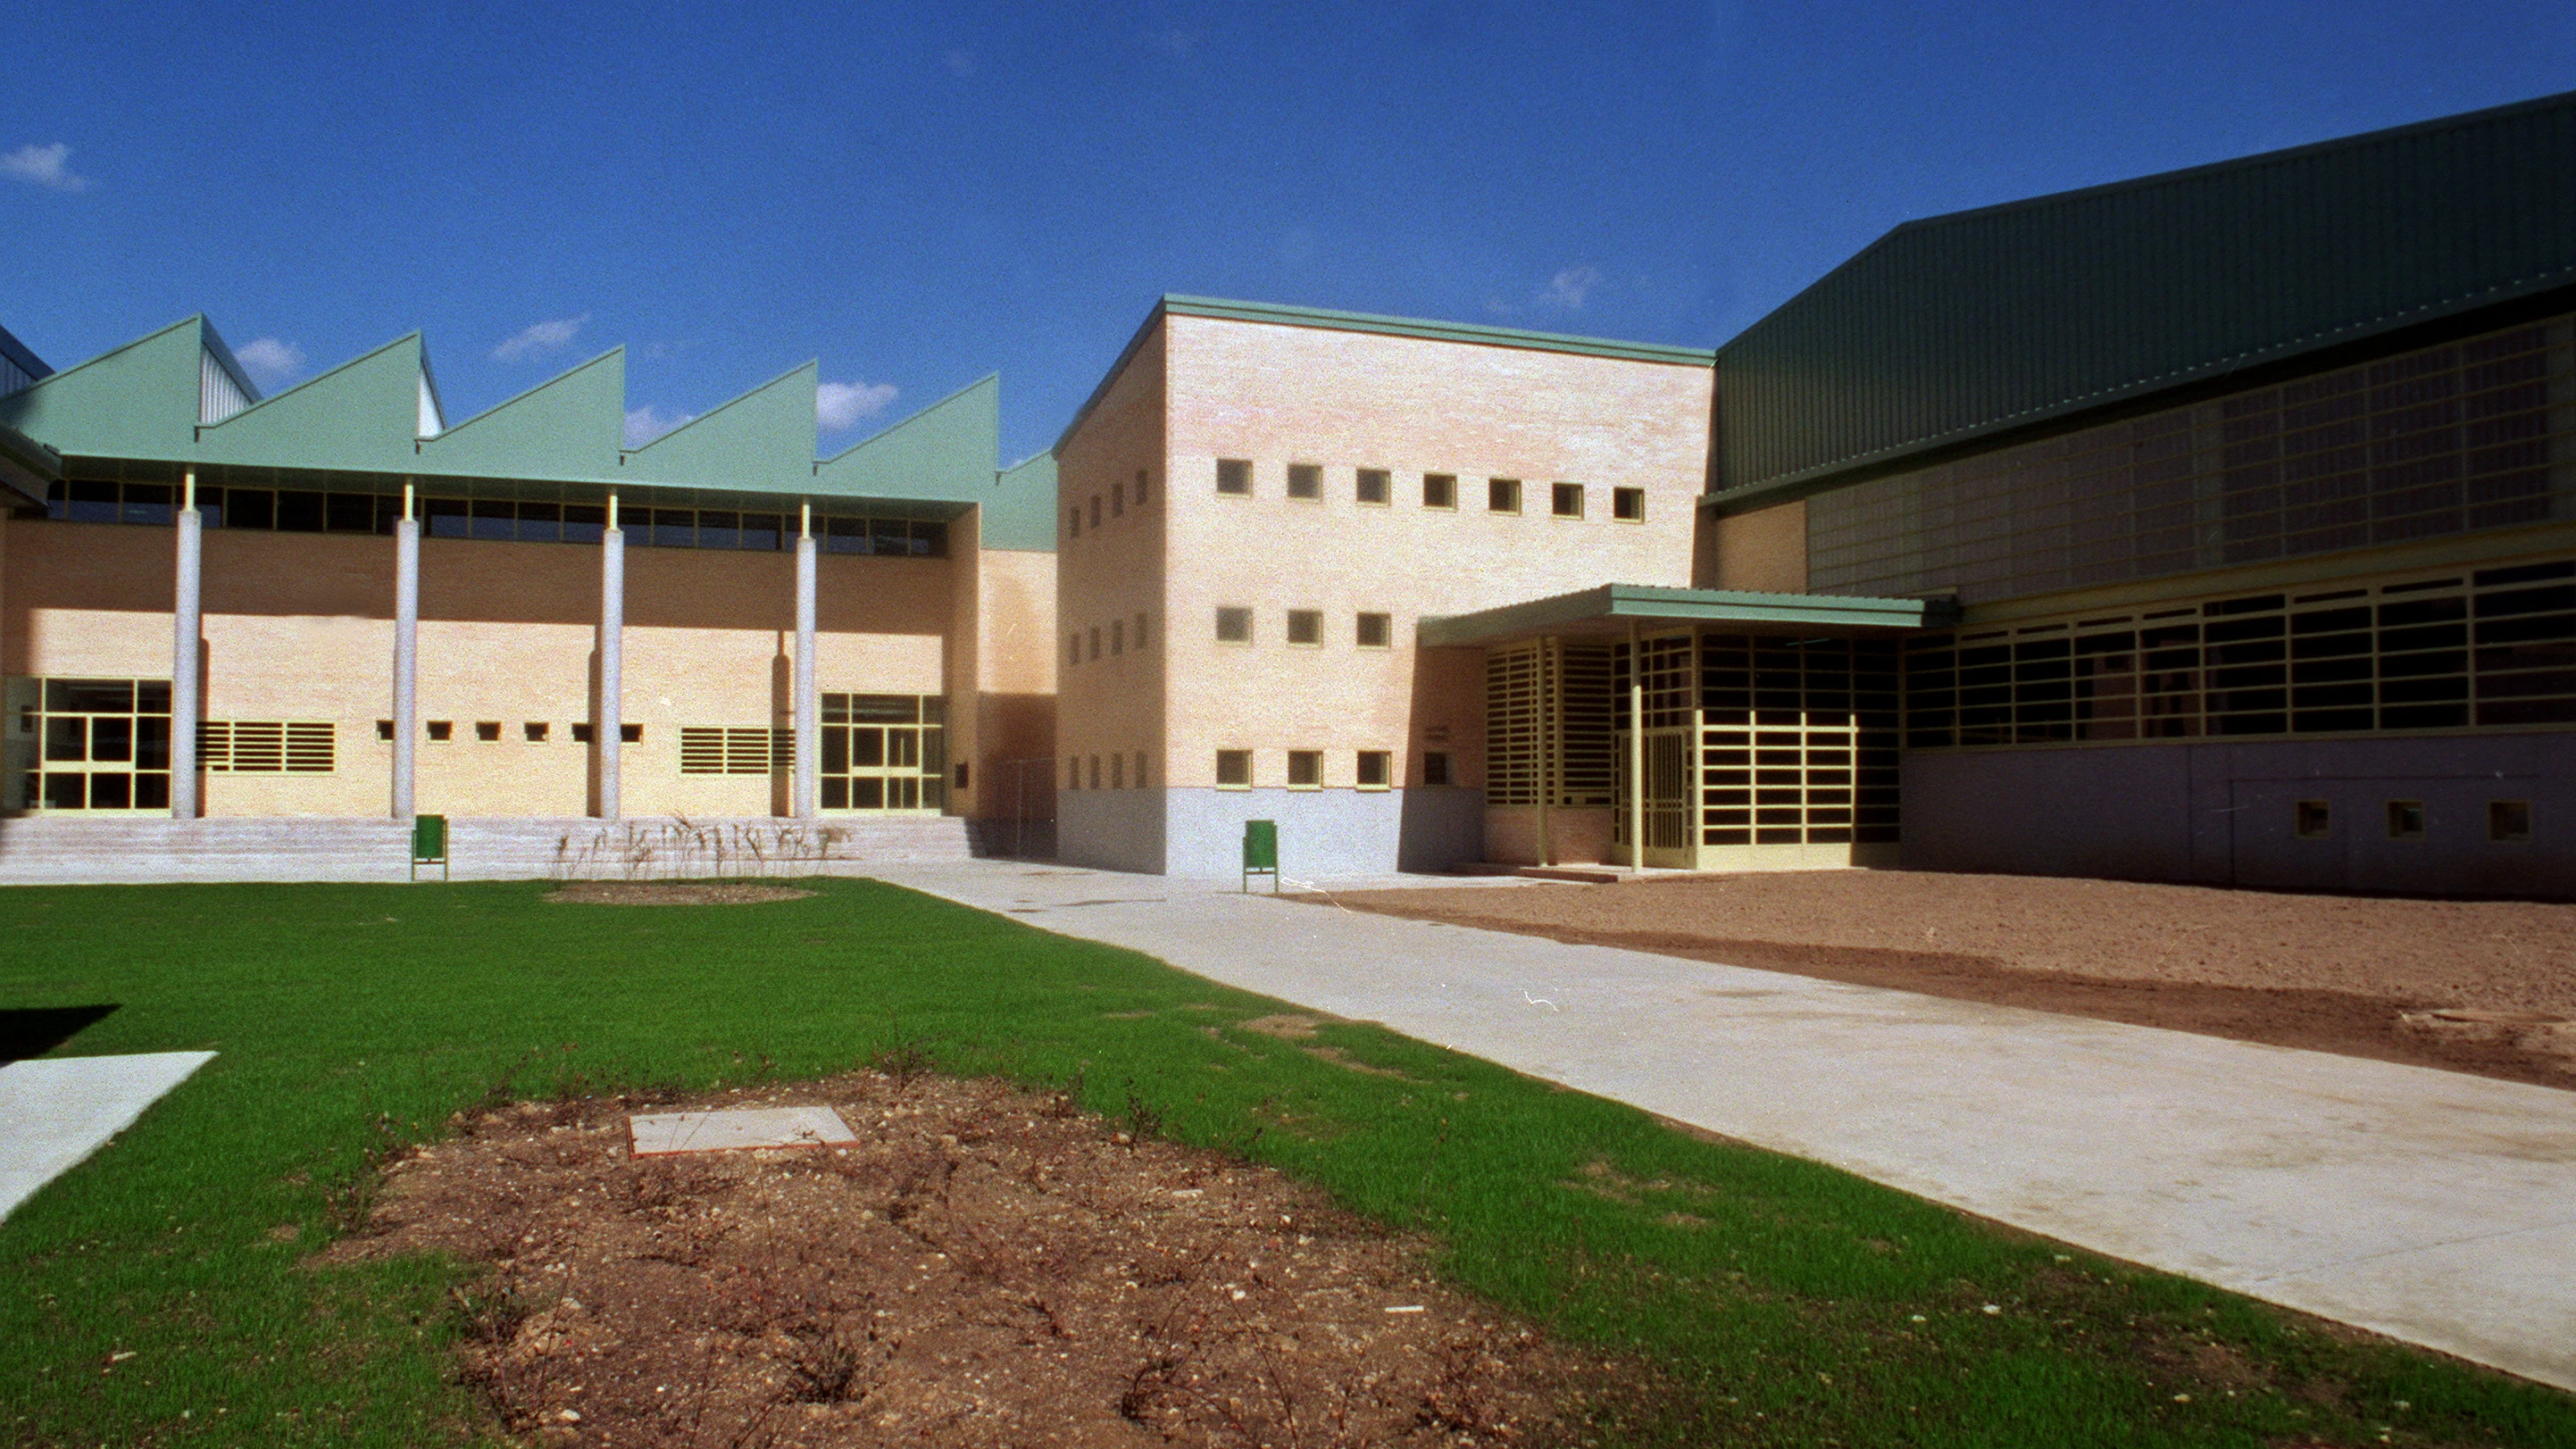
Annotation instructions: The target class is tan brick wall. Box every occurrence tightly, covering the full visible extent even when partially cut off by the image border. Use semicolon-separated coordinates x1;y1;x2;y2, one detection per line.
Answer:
1705;500;1808;593
1151;313;1713;789
1056;325;1168;793
968;542;1056;819
2;518;958;818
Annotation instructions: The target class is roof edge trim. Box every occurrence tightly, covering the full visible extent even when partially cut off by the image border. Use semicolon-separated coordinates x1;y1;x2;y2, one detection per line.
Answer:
1163;296;1717;365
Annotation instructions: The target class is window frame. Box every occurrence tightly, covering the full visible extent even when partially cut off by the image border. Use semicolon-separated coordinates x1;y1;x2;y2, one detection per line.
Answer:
1286;462;1323;501
1214;748;1252;788
1488;478;1521;514
1355;750;1392;790
1355;612;1392;649
1286;609;1323;647
2294;800;2330;838
1422;473;1457;511
1285;749;1323;789
1355;468;1391;505
1612;486;1646;522
2386;799;2427;839
1216;459;1253;495
2489;799;2532;842
1421;750;1453;787
1550;482;1585;519
1215;605;1254;645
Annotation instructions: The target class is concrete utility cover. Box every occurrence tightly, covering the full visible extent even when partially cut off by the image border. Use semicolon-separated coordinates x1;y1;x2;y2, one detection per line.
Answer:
629;1106;856;1156
0;1052;217;1222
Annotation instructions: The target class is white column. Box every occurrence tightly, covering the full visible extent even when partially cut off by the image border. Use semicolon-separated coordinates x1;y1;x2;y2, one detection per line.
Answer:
171;470;202;820
391;481;419;819
793;501;818;818
1628;621;1646;872
598;493;624;820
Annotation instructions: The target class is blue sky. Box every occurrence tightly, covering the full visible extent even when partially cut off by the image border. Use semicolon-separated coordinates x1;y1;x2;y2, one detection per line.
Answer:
5;2;2572;462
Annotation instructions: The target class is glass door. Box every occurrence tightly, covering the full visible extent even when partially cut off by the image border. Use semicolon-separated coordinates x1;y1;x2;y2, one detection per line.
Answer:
5;677;174;813
817;693;948;812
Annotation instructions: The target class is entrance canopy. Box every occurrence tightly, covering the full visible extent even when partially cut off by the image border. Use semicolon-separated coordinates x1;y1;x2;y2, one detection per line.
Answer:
1418;583;1940;649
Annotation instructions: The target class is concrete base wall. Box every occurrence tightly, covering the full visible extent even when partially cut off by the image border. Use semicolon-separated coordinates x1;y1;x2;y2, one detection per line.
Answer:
1055;788;1167;873
1902;732;2576;899
1062;786;1486;878
1483;806;1616;865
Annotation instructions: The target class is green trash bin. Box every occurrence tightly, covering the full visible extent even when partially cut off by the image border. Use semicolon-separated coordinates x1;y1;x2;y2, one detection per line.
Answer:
1242;819;1278;894
410;813;449;881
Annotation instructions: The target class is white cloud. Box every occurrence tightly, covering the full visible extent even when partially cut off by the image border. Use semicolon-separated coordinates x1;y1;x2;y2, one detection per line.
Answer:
623;404;693;447
816;379;898;431
1537;266;1601;311
943;47;977;76
491;313;589;362
4;142;91;192
233;337;306;388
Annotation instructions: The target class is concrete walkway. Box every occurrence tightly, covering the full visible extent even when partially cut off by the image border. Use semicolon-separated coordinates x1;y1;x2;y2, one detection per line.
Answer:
0;1052;215;1222
871;862;2576;1393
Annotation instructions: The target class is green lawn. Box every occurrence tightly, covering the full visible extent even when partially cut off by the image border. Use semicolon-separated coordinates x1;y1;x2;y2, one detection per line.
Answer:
2;878;2568;1447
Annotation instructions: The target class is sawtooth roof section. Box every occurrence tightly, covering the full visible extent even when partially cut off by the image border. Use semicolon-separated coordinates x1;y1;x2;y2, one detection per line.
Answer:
815;374;1045;549
415;348;624;480
619;360;818;493
1713;87;2576;510
989;447;1057;553
194;333;427;473
0;316;216;457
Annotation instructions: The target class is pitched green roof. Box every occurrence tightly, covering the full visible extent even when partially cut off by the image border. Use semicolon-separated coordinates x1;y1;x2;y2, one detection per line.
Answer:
1712;87;2576;511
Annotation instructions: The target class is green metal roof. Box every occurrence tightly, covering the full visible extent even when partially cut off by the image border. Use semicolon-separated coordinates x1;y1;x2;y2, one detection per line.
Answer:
1418;583;1934;647
0;316;1049;548
1711;88;2576;512
1055;294;1715;454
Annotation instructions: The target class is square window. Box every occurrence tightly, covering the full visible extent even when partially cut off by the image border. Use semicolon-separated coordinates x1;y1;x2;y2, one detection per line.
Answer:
1488;478;1521;513
524;722;549;742
2294;800;2330;838
1613;487;1646;522
1421;750;1453;786
1287;610;1322;645
1215;749;1251;787
1286;750;1322;787
2490;800;2532;842
1422;473;1456;510
1216;459;1252;495
474;720;501;742
1355;612;1391;648
1551;482;1584;518
571;722;596;744
1355;469;1390;504
1216;606;1253;644
621;723;642;744
2386;800;2425;839
376;719;394;742
425;720;453;742
1355;750;1390;788
1287;463;1321;500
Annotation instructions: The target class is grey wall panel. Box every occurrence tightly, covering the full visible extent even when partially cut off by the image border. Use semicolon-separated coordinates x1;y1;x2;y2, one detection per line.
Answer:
1902;733;2575;897
1161;787;1484;879
1055;788;1166;874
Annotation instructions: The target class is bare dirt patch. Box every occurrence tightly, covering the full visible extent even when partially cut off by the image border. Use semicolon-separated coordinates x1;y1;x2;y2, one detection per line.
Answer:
327;1072;1614;1447
1323;872;2576;1088
544;882;816;906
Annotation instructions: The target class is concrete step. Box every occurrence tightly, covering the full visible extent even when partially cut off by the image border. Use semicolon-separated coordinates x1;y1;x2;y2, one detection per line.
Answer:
0;814;976;885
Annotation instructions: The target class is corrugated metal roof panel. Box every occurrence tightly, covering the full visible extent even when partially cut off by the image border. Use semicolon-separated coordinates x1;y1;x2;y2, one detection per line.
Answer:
1714;88;2576;504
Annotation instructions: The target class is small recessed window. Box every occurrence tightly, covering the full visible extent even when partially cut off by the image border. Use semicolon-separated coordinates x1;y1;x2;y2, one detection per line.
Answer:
1088;754;1101;790
1068;508;1080;538
1422;750;1453;787
1551;482;1584;518
955;762;971;790
1088;627;1101;661
571;722;596;744
1112;620;1124;655
1355;468;1390;504
1287;463;1321;500
375;719;394;742
2490;800;2532;842
1134;751;1148;787
1216;606;1253;644
1286;749;1322;787
1067;635;1081;668
1111;485;1124;518
524;722;549;742
1215;749;1251;787
473;720;501;742
1356;612;1391;648
1422;473;1456;510
425;720;453;742
2294;800;2330;838
1111;753;1124;788
1135;612;1149;650
1216;459;1252;495
621;724;641;744
1488;478;1521;514
1088;495;1102;528
2387;800;2426;839
1355;750;1391;789
1613;487;1646;522
1134;470;1149;506
1287;610;1322;645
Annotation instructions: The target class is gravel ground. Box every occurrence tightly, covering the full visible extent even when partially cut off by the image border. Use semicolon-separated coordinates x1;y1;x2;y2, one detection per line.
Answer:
1322;872;2576;1089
